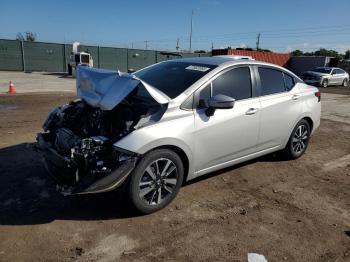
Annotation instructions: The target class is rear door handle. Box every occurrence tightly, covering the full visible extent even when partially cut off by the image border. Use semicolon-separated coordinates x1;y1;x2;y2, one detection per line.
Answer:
245;108;258;115
292;94;300;100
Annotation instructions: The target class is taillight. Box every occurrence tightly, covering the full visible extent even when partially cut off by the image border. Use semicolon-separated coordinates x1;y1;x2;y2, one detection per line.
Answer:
315;91;321;102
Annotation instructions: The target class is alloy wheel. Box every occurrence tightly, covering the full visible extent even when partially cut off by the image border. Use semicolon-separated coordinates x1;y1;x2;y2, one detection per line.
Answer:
138;158;178;205
322;79;328;88
292;124;309;154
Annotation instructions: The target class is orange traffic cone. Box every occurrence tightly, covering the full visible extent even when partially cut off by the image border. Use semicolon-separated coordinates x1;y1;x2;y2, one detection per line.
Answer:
8;81;16;94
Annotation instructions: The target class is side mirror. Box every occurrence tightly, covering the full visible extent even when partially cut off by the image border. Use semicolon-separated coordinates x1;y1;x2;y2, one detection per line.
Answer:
205;94;235;117
127;68;135;74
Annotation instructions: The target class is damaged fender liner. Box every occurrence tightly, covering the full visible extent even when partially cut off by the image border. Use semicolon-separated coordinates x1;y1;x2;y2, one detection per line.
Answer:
37;133;140;195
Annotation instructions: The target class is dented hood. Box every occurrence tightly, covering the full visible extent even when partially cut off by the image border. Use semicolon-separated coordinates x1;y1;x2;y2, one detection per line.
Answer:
76;66;170;110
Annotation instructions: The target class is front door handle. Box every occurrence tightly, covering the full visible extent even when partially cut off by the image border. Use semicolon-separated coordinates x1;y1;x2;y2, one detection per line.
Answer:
245;108;258;115
292;94;300;100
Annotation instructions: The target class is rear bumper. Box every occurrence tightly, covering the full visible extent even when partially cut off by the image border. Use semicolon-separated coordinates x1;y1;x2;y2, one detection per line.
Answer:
36;133;139;195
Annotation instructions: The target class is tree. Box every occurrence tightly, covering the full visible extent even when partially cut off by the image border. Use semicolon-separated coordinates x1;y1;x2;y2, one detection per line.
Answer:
16;32;25;41
194;50;206;53
291;49;304;56
314;48;338;57
257;48;271;53
25;32;37;42
344;50;350;60
16;31;37;41
291;48;342;58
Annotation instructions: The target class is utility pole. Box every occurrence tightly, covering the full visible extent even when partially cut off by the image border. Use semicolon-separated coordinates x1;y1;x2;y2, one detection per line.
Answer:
256;32;260;51
176;38;180;51
189;9;194;52
211;42;214;51
145;40;148;50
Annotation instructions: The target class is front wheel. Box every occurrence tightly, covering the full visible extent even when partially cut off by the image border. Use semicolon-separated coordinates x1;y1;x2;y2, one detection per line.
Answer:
128;149;184;214
342;78;348;87
282;119;311;160
321;79;328;88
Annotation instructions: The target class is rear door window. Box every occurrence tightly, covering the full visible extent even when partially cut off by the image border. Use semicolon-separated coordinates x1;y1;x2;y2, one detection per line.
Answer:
211;67;252;100
258;67;286;96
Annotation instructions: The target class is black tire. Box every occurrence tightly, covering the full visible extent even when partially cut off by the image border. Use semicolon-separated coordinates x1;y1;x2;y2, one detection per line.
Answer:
321;79;328;88
342;78;348;87
282;119;311;160
128;149;184;214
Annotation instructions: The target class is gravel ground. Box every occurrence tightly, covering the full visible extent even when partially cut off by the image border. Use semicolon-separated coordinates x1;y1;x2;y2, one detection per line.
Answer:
0;71;75;93
0;78;349;261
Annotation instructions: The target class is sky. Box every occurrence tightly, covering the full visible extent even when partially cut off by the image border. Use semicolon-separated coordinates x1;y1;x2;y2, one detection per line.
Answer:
1;0;350;53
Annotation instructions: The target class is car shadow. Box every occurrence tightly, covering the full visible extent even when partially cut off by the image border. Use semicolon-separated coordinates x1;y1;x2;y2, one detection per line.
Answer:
184;152;288;186
0;142;288;226
42;72;73;79
0;143;137;226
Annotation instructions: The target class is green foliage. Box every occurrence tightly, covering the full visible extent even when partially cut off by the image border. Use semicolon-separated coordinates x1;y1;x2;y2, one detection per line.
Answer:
345;50;350;60
16;31;37;42
257;48;271;53
291;48;344;58
16;32;24;41
291;49;303;56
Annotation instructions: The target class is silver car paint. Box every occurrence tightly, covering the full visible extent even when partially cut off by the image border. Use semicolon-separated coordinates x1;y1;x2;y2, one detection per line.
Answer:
303;67;349;86
114;58;321;181
76;66;169;110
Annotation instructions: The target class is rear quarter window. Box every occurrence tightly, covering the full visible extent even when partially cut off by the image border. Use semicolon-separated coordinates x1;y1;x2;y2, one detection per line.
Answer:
283;73;295;91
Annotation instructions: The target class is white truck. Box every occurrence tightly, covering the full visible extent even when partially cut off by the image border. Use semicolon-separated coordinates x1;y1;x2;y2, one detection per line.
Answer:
68;42;93;75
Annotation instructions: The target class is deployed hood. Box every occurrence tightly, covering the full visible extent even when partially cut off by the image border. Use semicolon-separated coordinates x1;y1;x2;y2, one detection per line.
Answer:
76;66;170;110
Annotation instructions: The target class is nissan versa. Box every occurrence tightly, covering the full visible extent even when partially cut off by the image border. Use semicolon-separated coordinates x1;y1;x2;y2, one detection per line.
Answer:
37;56;321;214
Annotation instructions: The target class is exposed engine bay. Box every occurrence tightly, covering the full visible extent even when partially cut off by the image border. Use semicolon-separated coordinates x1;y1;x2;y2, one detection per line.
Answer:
37;84;167;195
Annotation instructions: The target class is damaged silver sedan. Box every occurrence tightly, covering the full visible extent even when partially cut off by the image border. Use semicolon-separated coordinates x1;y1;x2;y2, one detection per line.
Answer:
37;57;321;214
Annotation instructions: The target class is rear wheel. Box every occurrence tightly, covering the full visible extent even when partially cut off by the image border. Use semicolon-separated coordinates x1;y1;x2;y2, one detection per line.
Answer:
128;149;184;214
282;119;311;160
321;79;328;88
342;78;348;87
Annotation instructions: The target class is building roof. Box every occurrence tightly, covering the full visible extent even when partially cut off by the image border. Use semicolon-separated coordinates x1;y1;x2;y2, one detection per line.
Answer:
212;49;291;67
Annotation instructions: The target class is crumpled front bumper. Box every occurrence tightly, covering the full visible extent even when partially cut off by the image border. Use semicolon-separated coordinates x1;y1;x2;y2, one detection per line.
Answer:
36;133;139;195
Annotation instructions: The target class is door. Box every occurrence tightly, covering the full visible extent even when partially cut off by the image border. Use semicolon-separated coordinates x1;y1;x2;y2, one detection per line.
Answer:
334;68;346;85
193;66;260;173
256;67;302;151
329;69;338;85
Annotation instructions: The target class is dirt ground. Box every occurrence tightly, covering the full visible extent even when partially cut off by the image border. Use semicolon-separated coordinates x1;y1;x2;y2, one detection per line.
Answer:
0;90;350;262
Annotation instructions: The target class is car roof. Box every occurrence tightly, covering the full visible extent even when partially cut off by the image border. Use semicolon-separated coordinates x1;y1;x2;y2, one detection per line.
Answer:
164;56;280;67
168;56;242;65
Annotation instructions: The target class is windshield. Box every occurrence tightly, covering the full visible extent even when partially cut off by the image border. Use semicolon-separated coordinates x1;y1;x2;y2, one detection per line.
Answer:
134;61;217;98
314;68;332;74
